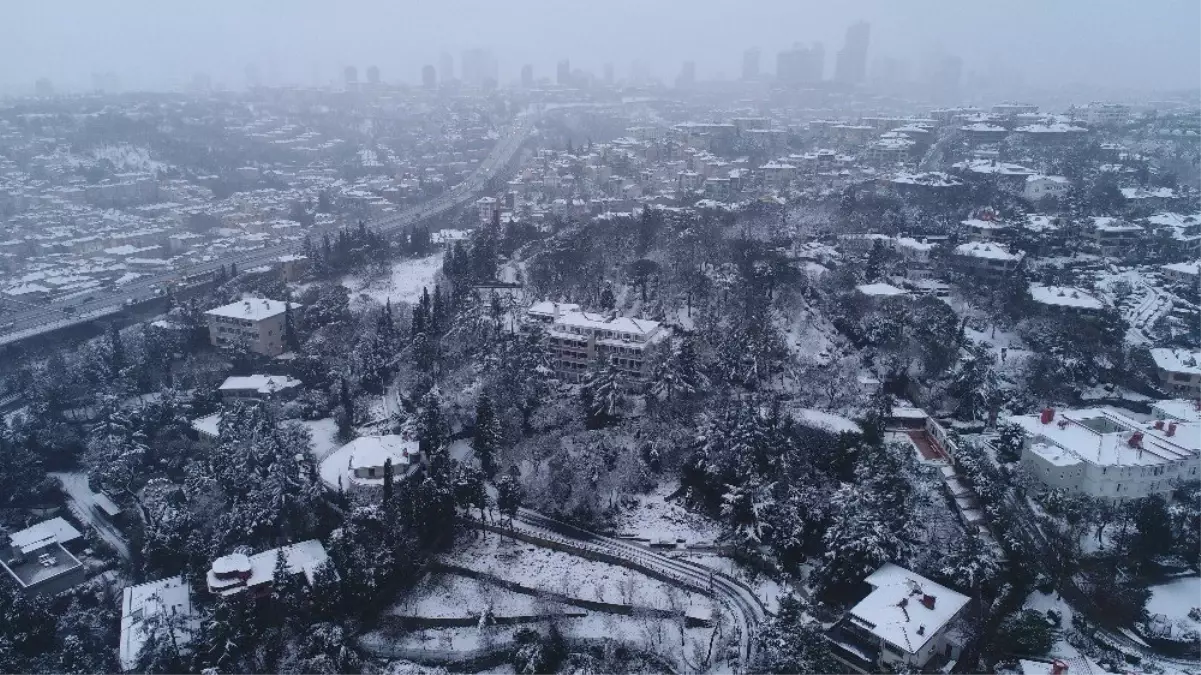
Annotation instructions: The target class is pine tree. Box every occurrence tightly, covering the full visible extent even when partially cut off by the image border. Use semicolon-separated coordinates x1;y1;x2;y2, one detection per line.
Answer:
599;282;616;310
283;297;300;352
229;262;238;277
337;379;353;439
383;457;394;505
496;467;523;526
585;357;625;426
417;387;449;472
431;285;445;336
107;324;125;379
474;393;500;477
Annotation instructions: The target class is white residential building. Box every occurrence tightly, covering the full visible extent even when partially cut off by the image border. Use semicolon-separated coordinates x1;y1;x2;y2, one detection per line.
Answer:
1028;285;1105;314
1161;260;1199;285
1023;175;1070;203
1;517;85;597
1149;348;1201;397
1008;406;1200;500
953;241;1023;277
532;304;668;384
205;298;300;357
206;540;331;597
826;563;969;672
119;576;196;672
218;374;302;400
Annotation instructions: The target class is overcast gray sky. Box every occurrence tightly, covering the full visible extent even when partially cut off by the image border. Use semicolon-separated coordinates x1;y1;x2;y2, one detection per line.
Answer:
5;0;1199;92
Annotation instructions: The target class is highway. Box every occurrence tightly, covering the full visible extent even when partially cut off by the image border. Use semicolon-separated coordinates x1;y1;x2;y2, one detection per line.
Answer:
0;113;535;348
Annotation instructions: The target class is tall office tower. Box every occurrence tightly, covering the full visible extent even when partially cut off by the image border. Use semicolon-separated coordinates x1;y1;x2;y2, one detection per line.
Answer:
344;66;358;88
676;61;696;88
422;64;437;89
439;52;454;83
776;43;824;84
834;20;870;84
461;49;498;88
34;78;54;97
742;48;761;80
366;65;380;85
556;59;571;85
521;64;534;88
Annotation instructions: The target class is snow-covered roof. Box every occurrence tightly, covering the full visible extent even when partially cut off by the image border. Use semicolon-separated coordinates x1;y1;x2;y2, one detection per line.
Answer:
1026;174;1069;184
344;435;419;470
1091;216;1141;233
204;298;299;321
527;300;581;317
190;413;221;439
1007;406;1200;468
218;374;302;395
848;563;969;655
553;310;663;339
953;159;1034;176
856;282;908;297
120;576;195;671
954;241;1022;261
1120;187;1176;200
9;517;82;555
889;171;962;187
1150;348;1201;375
207;540;331;596
1152;399;1201;423
894;237;935;251
1024;214;1059;232
1016;123;1087;133
1162;261;1200;277
1029;285;1104;310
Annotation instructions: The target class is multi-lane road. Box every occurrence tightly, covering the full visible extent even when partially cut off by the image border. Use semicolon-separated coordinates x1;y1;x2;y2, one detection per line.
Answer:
0;113;535;348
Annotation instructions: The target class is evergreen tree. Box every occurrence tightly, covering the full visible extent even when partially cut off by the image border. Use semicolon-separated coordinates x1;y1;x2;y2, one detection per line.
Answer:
473;392;500;477
416;387;449;472
283;296;300;352
496;467;523;526
583;357;624;427
599;282;616;310
383;457;394;505
107;324;125;380
651;337;707;402
229;262;238;277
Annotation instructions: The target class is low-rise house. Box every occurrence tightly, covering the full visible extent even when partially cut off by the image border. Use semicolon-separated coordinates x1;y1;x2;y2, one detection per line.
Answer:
856;283;909;298
204;298;301;357
206;540;331;597
825;563;969;672
119;576;197;672
1151;398;1201;424
1;517;86;596
1088;217;1143;256
526;300;581;325
1149;348;1201;397
1008;406;1200;500
344;435;421;484
953;241;1023;277
1023;175;1070;203
1028;285;1105;315
1161;260;1200;285
218;374;302;401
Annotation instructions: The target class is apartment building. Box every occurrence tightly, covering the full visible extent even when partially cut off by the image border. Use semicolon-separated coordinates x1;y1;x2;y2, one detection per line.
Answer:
1008;406;1200;500
529;302;668;384
205;298;300;357
1150;348;1201;397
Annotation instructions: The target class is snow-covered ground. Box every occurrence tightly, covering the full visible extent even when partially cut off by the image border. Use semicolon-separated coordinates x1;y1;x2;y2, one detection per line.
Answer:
442;530;712;618
1146;576;1201;628
342;254;442;306
790;408;863;435
676;552;789;614
610;482;721;546
388;572;574;620
301;418;340;461
51;471;132;561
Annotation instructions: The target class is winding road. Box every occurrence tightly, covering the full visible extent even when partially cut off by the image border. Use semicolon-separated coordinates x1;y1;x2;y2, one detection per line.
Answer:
507;507;769;671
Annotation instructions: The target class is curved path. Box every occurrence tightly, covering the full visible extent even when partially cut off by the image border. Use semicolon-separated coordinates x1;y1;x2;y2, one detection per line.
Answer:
504;507;770;672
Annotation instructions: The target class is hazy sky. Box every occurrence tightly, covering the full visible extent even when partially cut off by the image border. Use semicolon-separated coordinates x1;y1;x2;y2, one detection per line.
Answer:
5;0;1199;92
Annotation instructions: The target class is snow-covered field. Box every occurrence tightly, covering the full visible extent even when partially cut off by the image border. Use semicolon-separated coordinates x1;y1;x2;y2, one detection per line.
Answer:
1146;576;1201;628
342;254;442;306
388;572;573;620
442;530;713;618
610;482;721;545
301;418;340;461
790;408;862;435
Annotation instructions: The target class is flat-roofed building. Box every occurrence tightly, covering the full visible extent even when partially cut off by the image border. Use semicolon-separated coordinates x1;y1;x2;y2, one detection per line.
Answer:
1007;406;1200;500
204;298;301;356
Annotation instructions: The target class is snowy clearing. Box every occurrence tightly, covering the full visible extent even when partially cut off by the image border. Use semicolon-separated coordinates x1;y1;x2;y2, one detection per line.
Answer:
790;408;863;435
342;254;443;306
387;572;573;620
611;482;721;545
301;418;340;461
1146;576;1201;627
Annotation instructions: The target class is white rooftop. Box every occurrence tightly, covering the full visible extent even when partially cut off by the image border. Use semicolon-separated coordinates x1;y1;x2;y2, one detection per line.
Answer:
1008;406;1200;468
344;435;419;471
848;563;969;656
1152;399;1201;423
9;517;82;555
120;576;195;671
207;540;330;597
1150;348;1201;375
954;241;1022;261
205;298;299;321
1162;261;1200;277
856;282;908;297
219;374;302;395
527;300;581;317
552;310;663;339
1029;285;1104;310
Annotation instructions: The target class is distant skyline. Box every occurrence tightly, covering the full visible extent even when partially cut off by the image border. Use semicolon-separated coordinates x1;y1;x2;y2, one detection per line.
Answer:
4;0;1198;93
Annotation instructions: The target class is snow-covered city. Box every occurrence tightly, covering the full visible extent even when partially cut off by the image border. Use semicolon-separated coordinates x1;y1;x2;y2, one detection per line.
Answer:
0;2;1199;674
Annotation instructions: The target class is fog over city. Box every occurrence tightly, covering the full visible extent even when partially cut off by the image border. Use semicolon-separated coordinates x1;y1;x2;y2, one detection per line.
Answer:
5;0;1200;94
0;3;1199;675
